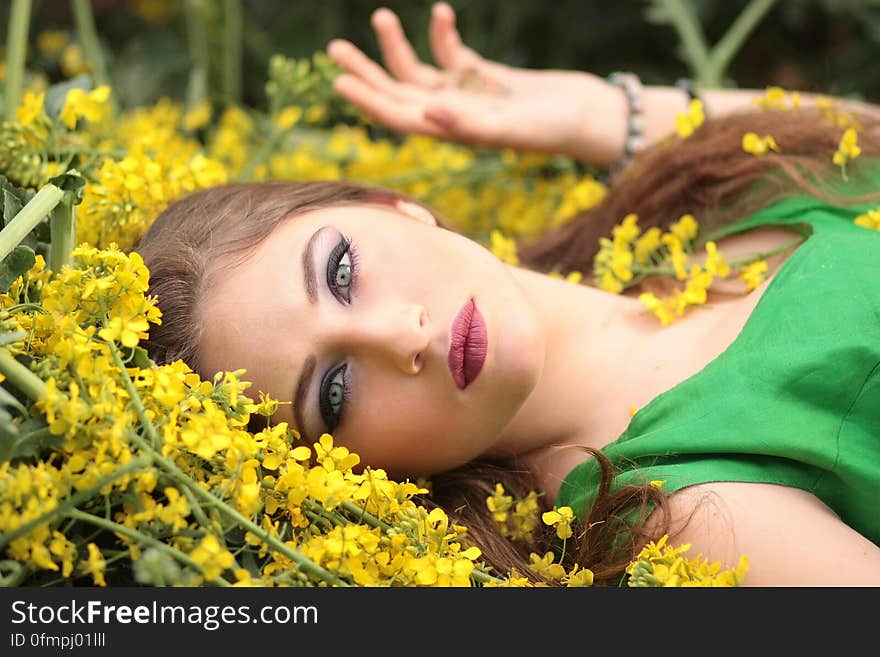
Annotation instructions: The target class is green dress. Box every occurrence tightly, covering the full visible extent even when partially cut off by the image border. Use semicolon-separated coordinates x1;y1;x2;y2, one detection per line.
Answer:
556;194;880;545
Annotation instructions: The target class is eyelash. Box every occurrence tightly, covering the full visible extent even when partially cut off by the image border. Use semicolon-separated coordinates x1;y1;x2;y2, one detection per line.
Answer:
326;233;359;304
319;363;351;434
319;233;359;433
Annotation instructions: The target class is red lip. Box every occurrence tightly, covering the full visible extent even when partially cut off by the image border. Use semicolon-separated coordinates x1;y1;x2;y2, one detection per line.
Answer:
448;298;487;390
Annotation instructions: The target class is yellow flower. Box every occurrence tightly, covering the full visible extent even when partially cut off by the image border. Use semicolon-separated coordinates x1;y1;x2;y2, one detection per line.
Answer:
639;292;678;326
60;44;89;77
190;535;235;581
82;543;107;587
529;552;566;580
489;229;519;265
669;214;698;244
675;99;704;138
305;104;327;123
634;226;662;264
742;132;779;156
612;213;641;247
98;315;150;348
737;259;768;292
37;30;70;57
486;483;513;523
182;100;212;131
59;85;112;129
751;86;790;110
274;106;303;131
564;564;594;587
704;241;730;277
854;208;880;231
548;270;584;284
833;127;861;169
16;91;47;127
541;506;574;540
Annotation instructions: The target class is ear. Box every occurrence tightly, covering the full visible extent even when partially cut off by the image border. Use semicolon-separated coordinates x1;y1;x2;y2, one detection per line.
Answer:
393;199;437;227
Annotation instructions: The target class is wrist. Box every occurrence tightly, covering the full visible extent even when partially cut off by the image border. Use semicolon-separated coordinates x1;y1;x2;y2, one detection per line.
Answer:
606;72;646;173
568;73;636;169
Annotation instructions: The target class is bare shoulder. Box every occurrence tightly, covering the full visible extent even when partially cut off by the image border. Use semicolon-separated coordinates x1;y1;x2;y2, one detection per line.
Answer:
645;481;880;586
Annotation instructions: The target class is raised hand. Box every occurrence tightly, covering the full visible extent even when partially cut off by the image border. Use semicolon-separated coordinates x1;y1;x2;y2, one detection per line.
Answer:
326;2;625;166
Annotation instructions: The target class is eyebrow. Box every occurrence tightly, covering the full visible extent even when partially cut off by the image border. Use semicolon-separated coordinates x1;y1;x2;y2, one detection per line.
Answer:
293;227;324;441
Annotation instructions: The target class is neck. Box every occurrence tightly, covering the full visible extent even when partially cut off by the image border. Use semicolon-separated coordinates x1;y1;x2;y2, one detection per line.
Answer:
488;266;659;479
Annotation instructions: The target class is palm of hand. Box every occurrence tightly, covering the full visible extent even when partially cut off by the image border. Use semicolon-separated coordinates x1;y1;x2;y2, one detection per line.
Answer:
327;4;605;159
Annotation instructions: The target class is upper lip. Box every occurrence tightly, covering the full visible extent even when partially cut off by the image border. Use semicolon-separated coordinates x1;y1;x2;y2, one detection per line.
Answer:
447;298;487;389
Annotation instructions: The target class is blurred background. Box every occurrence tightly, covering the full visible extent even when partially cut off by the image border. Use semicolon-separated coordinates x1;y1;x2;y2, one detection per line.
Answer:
5;0;880;112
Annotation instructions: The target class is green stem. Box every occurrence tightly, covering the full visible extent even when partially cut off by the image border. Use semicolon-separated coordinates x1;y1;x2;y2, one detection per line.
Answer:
624;235;804;285
184;0;211;111
4;0;32;122
0;184;64;262
106;340;349;586
0;456;151;551
470;568;504;586
655;0;712;86
222;0;243;107
708;0;778;86
49;197;76;274
340;500;390;532
0;348;45;402
71;0;110;88
66;508;230;586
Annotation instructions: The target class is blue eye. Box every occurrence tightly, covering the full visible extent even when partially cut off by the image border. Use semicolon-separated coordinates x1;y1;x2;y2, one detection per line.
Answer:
319;363;349;433
326;235;357;303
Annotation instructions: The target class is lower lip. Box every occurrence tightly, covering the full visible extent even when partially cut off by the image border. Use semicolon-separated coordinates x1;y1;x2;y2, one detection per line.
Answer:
448;298;488;390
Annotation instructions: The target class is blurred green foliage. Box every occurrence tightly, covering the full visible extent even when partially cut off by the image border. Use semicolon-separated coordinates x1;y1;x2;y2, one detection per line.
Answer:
4;0;879;112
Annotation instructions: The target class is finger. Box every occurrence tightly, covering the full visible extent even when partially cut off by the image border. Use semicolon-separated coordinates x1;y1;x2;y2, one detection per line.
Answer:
371;7;445;88
327;39;417;102
429;2;478;71
332;73;447;138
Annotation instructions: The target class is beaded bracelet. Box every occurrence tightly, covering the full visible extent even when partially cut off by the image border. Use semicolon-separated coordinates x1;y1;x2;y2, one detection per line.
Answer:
607;71;646;173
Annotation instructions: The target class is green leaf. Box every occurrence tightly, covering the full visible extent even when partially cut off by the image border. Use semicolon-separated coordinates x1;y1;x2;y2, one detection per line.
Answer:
0;412;58;463
130;346;156;369
0;175;28;228
47;170;87;205
0;245;36;293
43;74;94;121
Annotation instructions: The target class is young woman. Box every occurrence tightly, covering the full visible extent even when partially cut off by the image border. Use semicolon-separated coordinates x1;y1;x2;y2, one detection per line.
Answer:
135;3;880;586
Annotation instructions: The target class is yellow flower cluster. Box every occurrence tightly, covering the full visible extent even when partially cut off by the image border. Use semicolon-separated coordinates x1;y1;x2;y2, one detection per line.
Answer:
833;127;861;174
486;482;541;543
675;99;705;138
593;212;775;325
626;534;749;587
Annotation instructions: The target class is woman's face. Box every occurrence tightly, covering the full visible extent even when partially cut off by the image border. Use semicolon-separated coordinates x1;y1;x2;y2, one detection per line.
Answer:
199;202;545;476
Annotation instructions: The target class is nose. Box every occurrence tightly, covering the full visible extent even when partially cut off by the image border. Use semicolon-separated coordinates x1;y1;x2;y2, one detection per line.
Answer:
340;302;432;374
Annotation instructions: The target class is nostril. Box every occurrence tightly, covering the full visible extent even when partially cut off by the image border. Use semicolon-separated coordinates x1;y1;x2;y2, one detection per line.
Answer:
413;353;422;371
418;309;427;328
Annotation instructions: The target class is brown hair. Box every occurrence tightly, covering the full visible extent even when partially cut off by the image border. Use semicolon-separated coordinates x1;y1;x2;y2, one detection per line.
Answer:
519;106;880;272
136;105;880;585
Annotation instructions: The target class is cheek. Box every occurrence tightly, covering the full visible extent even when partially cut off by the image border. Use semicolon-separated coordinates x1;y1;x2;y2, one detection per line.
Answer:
338;382;496;475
